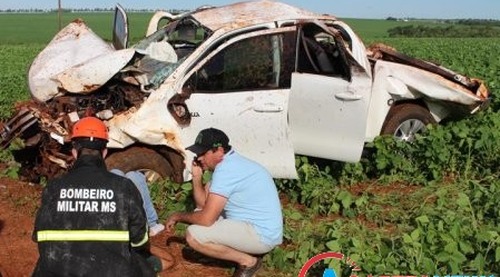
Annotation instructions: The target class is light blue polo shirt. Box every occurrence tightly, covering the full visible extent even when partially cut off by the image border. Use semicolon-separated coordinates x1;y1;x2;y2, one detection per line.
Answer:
210;150;283;247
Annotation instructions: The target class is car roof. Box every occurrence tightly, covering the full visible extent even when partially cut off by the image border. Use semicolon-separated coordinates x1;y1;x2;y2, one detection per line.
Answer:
191;0;336;32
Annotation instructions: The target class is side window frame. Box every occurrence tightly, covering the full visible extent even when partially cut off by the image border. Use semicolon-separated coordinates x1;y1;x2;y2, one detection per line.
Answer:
182;26;297;94
296;22;352;81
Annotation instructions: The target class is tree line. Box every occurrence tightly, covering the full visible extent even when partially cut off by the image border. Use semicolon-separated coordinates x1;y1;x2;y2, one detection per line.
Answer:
388;25;500;37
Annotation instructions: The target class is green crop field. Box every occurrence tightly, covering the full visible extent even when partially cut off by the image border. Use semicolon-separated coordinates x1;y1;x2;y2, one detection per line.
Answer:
0;12;153;44
0;12;455;44
0;11;499;276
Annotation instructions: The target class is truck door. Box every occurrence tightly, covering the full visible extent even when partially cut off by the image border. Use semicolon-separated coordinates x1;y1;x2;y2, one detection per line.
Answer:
289;23;372;162
113;4;128;50
179;27;298;179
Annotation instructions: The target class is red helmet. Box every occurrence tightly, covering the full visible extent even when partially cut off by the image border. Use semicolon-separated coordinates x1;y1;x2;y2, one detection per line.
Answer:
71;117;109;141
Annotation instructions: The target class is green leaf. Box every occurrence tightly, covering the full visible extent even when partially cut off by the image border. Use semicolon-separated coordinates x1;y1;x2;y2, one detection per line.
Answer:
403;233;412;243
436;251;450;262
180;183;192;190
456;192;470;208
351;238;362;248
325;240;340;252
411;229;420;241
459;241;474;254
354;195;368;207
472;253;485;269
444;242;458;253
451;251;467;263
288;211;303;220
496;246;500;262
416;215;430;225
337;191;353;208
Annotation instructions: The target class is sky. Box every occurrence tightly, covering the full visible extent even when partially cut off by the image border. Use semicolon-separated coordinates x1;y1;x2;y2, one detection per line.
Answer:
1;0;499;20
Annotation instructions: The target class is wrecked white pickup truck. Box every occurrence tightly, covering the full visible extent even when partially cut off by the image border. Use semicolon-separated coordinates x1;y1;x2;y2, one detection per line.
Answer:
0;0;490;183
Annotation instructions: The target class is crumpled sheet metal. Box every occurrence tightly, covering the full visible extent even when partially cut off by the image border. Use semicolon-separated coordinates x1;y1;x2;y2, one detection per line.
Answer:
375;61;485;107
28;20;115;102
107;86;184;155
55;48;136;94
193;0;334;32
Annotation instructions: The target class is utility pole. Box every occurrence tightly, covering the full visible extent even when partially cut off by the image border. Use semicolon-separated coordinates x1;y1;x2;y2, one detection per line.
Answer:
58;0;62;30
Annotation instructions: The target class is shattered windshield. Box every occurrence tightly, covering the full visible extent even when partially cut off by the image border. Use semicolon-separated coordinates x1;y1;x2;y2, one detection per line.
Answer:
123;18;209;92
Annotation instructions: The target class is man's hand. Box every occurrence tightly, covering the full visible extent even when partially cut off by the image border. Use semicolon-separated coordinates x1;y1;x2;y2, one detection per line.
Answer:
165;213;180;233
191;158;203;180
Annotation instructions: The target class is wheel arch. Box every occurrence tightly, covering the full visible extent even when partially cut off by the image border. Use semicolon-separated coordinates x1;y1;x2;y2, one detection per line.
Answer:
380;100;437;140
390;99;451;123
106;143;185;183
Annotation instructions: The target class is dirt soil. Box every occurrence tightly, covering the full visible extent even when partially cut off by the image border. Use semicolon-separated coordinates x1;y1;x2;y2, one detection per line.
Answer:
0;177;235;277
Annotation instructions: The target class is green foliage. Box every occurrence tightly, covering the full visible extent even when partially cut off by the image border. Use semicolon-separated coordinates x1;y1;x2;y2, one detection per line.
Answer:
0;148;19;178
275;157;368;217
149;179;194;221
357;111;500;185
0;138;24;178
0;44;41;118
270;180;499;275
269;205;329;272
269;111;500;274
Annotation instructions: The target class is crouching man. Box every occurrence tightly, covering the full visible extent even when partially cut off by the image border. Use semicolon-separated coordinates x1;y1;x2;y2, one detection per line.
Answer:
166;128;283;277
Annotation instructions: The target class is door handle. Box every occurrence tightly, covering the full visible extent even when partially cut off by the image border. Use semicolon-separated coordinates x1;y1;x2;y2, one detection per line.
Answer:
335;92;363;101
253;104;283;113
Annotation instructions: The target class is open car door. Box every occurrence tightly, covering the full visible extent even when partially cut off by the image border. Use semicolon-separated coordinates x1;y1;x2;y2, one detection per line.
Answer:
113;4;128;50
289;22;372;162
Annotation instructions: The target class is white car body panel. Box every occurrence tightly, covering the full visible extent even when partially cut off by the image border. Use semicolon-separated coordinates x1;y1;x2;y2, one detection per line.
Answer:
182;89;296;179
289;71;372;162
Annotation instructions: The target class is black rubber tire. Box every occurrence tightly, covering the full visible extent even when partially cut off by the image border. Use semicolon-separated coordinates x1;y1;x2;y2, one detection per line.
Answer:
105;146;172;182
381;103;435;141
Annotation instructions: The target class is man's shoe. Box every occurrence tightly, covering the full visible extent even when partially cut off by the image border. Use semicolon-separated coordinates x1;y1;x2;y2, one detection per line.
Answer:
149;223;165;237
232;256;263;277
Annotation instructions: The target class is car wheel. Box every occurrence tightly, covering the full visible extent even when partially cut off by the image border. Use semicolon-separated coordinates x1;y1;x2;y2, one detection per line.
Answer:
381;103;435;142
105;146;172;183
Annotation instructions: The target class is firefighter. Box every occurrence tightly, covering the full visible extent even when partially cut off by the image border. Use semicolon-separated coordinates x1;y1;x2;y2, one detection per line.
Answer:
32;117;159;276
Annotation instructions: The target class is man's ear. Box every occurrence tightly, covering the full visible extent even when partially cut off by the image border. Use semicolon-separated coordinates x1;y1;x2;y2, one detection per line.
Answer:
71;148;78;159
102;148;108;159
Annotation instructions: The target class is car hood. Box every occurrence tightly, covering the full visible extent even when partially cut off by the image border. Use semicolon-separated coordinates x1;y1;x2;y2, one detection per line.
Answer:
28;19;136;102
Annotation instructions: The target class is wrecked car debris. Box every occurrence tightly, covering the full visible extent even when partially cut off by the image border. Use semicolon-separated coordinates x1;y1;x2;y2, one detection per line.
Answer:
0;0;490;183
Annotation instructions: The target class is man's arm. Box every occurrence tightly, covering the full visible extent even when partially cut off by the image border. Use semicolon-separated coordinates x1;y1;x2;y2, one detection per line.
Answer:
127;180;149;248
191;162;209;209
32;185;54;242
166;193;226;231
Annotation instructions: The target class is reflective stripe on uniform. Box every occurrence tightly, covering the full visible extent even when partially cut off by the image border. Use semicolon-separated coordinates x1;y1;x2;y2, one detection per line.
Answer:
131;230;148;248
37;230;129;242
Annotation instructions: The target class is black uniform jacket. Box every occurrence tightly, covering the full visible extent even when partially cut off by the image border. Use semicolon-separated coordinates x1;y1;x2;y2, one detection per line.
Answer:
32;154;154;277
